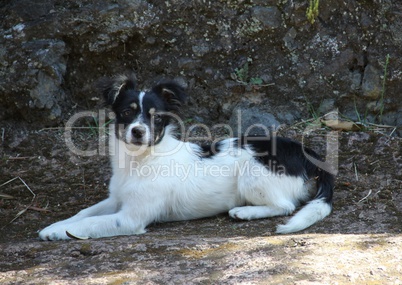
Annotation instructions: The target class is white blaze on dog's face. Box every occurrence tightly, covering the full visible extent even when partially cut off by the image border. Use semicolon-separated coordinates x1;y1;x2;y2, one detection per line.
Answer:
100;75;187;147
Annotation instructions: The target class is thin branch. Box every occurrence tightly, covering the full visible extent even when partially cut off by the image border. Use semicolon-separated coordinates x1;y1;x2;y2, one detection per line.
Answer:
357;189;372;204
354;163;359;181
1;176;37;229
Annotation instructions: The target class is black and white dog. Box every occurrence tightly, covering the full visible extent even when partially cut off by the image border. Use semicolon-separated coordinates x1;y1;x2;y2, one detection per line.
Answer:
39;75;334;240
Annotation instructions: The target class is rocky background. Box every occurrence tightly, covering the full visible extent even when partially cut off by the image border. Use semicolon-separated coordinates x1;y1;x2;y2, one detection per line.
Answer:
0;0;401;135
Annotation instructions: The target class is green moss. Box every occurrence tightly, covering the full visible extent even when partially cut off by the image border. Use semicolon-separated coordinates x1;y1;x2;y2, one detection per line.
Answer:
306;0;320;24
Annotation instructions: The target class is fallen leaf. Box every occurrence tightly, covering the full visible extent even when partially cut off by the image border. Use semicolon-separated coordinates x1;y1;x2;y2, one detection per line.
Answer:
321;119;363;131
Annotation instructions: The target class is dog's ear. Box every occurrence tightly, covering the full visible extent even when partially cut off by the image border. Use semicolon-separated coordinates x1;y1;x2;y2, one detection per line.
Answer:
152;82;187;112
97;75;136;106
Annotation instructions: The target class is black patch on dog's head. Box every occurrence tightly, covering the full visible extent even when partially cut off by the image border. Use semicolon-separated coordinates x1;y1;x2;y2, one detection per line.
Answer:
151;82;187;114
97;74;137;107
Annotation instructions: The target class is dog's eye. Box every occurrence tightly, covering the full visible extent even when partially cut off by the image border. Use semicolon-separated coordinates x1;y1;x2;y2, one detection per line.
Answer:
121;109;132;117
153;114;162;123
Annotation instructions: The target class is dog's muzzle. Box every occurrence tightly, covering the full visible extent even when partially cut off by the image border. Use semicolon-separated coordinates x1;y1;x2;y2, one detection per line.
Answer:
130;126;146;145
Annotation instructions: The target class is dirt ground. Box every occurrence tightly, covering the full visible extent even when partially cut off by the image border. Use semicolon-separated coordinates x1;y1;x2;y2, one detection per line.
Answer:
0;123;401;284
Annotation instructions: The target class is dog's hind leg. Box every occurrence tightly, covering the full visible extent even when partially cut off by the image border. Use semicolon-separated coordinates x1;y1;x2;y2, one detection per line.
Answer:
229;203;295;221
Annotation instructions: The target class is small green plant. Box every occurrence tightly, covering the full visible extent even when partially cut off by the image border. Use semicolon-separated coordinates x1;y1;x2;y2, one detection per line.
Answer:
249;77;263;86
183;118;195;124
378;54;390;123
306;0;320;24
231;62;272;88
233;62;250;84
87;116;113;137
304;96;320;121
352;98;369;130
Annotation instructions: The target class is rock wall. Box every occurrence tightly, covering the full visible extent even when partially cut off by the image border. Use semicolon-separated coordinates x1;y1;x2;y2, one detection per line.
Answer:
1;0;401;134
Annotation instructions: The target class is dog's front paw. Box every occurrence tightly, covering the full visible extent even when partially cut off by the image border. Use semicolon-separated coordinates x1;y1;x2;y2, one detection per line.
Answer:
39;225;71;241
229;206;254;220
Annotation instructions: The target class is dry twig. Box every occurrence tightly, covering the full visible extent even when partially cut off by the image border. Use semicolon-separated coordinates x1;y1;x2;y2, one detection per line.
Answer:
357;189;372;204
0;176;36;229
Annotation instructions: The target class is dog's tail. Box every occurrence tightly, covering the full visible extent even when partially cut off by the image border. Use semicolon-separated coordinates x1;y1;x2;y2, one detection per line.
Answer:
276;169;334;234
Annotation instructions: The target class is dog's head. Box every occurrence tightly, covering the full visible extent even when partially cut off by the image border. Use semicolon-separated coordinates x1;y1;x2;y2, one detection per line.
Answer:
99;75;187;146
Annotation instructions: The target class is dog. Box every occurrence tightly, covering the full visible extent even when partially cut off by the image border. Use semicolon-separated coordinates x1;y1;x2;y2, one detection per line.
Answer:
39;75;334;240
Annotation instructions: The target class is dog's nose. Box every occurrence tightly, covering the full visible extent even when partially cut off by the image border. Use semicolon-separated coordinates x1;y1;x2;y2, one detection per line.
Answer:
131;127;145;139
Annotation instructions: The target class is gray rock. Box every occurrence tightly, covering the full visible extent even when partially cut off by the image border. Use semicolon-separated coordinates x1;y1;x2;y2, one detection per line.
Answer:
172;77;188;89
350;70;362;91
318;99;336;115
251;6;282;30
362;64;382;99
178;58;201;70
29;71;64;119
192;42;210;57
276;110;300;125
0;37;67;124
229;104;281;136
283;27;298;51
